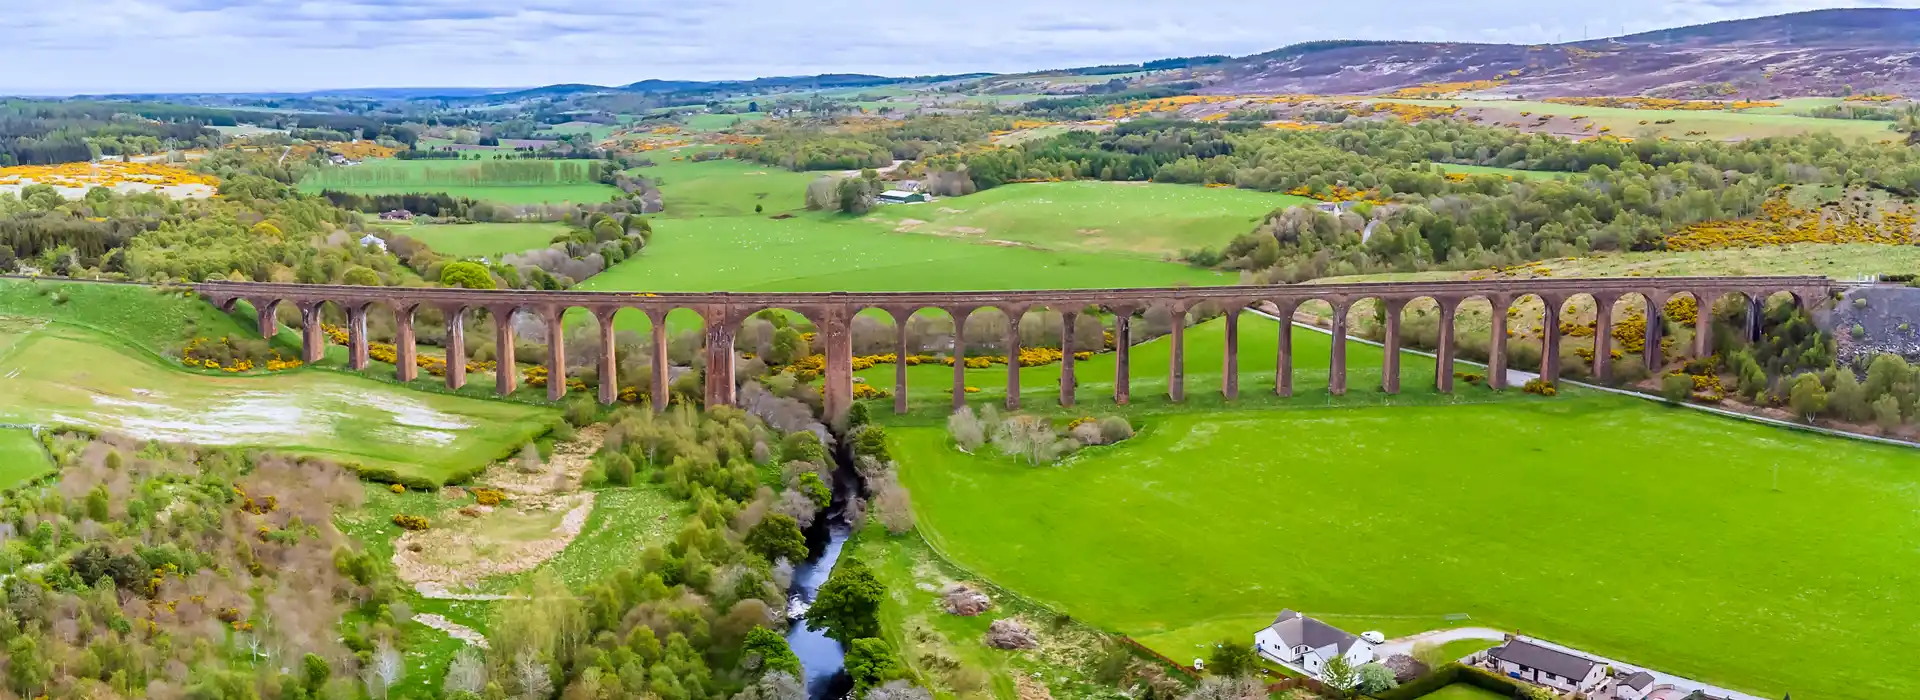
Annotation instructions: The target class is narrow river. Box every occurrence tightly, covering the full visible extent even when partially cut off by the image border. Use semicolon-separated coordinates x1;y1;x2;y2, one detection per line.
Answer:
784;436;862;700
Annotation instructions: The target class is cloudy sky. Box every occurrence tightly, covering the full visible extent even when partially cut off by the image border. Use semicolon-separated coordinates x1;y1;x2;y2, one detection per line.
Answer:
2;0;1914;94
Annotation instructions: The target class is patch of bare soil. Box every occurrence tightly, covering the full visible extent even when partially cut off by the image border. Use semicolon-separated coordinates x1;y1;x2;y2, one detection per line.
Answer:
393;425;606;590
1076;228;1103;235
486;424;604;505
937;207;966;215
895;218;928;233
953;226;987;235
416;614;490;648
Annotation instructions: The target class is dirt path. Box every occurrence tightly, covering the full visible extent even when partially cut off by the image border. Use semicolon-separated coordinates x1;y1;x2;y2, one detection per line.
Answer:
394;425;606;592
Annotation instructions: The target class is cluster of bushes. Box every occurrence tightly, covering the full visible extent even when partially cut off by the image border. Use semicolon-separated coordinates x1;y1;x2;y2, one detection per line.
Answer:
0;432;400;700
946;405;1134;464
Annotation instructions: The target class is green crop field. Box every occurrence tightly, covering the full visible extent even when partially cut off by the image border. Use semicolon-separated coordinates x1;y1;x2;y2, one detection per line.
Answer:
0;322;556;485
0;428;52;489
890;360;1920;699
299;158;622;205
383;222;568;258
535;121;617;140
862;181;1308;257
635;157;819;218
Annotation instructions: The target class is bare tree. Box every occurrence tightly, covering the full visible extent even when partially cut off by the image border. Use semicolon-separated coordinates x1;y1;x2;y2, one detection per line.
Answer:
514;648;553;700
946;406;985;452
375;639;403;695
993;414;1073;465
445;647;488;696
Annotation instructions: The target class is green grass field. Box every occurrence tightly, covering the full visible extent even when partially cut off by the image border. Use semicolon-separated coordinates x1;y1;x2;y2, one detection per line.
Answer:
1420;685;1507;700
635;158;819;218
535;122;618;140
890;378;1920;699
299;158;622;205
383;222;569;258
0;322;556;484
0;428;52;489
854;313;1503;418
0;279;259;354
1427;163;1573;181
862;181;1307;258
682;112;767;132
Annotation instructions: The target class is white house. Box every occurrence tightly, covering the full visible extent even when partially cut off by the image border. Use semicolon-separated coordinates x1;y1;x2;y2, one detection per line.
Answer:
1612;671;1656;700
1489;639;1606;694
1252;610;1375;678
358;234;388;252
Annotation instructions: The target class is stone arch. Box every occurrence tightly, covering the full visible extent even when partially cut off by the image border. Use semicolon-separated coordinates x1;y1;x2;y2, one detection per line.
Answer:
1652;290;1707;361
724;304;826;411
852;305;940;415
1698;290;1758;358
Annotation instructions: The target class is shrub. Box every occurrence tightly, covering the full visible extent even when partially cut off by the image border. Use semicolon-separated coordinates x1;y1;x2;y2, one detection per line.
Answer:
1521;378;1557;396
1851;324;1867;339
391;514;430;531
472;488;506;506
388;483;405;494
439;261;496;290
947;407;986;452
562;395;597;426
1873;394;1903;431
1661;373;1695;403
1789;372;1828;422
1854;296;1870;309
1096;416;1134;443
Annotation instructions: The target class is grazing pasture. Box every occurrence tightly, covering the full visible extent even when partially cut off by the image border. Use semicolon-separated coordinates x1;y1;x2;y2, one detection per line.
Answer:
0;428;52;489
384;222;570;258
862;181;1309;257
892;374;1920;700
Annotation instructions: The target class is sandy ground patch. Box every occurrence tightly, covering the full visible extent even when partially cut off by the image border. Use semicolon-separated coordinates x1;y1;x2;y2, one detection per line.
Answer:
894;218;927;233
394;424;608;590
937;207;966;215
416;614;490;648
393;493;595;587
1076;228;1103;235
952;226;987;235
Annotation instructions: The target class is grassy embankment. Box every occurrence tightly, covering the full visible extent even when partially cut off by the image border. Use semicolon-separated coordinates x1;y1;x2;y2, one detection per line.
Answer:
0;280;557;486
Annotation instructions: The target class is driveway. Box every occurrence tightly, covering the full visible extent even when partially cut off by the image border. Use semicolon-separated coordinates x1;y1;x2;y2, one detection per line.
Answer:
1373;627;1507;660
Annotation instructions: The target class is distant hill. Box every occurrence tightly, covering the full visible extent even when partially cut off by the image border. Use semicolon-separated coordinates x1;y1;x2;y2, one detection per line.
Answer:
1210;8;1920;98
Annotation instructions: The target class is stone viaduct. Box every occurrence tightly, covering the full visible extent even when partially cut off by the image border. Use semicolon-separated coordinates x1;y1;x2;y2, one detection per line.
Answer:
196;276;1834;424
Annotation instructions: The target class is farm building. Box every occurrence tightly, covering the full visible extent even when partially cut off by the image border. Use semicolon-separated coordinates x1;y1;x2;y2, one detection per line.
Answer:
877;190;927;204
1252;610;1375;679
1488;639;1605;694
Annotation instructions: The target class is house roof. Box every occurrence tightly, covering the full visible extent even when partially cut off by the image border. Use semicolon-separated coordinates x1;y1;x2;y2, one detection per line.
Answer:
1489;640;1597;680
1267;609;1363;655
879;190;919;198
1619;671;1656;690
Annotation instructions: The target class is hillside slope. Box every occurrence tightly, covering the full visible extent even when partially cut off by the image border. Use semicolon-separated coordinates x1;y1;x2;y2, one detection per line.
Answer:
1212;8;1920;98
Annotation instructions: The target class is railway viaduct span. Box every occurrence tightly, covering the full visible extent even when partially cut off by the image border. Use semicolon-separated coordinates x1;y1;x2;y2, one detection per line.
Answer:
196;276;1834;425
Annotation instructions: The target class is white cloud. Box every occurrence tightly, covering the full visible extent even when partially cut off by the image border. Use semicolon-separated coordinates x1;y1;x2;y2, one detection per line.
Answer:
0;0;1913;94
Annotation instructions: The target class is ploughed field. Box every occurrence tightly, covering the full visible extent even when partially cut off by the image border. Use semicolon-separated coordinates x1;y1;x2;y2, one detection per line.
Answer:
886;325;1920;699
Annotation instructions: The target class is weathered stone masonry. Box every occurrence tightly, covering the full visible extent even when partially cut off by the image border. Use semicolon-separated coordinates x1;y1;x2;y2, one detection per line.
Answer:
197;276;1833;425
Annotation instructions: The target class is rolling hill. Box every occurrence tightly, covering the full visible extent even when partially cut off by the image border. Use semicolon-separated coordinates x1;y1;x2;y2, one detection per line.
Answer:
1208;8;1920;98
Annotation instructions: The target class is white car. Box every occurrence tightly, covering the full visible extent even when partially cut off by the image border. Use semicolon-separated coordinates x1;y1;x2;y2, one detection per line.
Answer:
1361;631;1386;644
